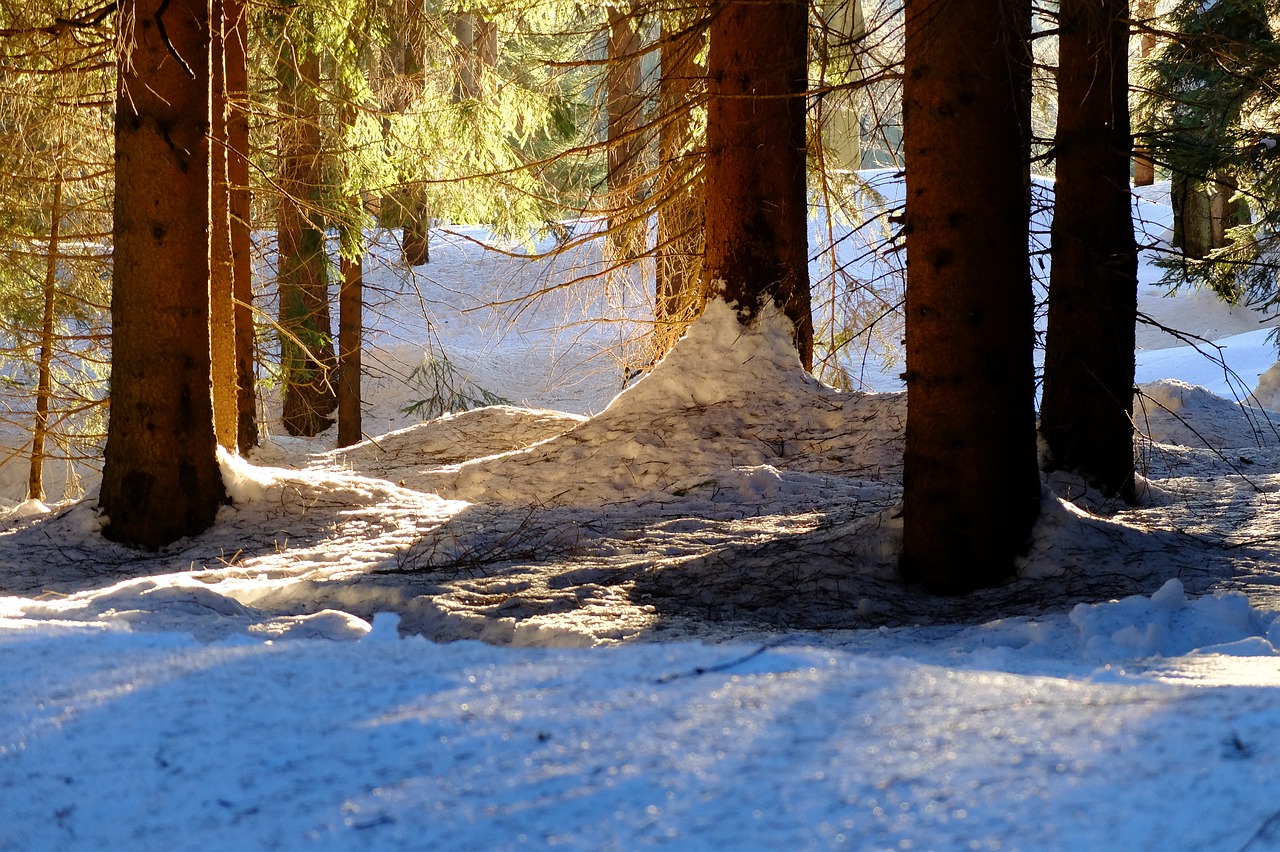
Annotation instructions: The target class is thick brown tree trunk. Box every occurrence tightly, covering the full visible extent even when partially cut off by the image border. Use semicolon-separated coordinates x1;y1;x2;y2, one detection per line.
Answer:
701;0;812;368
606;6;647;262
899;0;1039;593
226;0;257;451
653;15;706;361
210;0;238;451
278;47;337;437
101;0;226;548
1040;0;1139;503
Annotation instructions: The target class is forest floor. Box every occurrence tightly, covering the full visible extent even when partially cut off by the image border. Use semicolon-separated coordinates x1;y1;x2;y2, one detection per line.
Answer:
2;178;1280;849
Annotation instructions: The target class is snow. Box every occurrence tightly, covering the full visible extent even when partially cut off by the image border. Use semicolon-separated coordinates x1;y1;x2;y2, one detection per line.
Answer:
4;176;1280;849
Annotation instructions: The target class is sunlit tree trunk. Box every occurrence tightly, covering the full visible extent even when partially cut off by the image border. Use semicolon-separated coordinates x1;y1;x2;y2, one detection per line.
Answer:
277;44;337;437
606;6;647;262
29;145;63;503
653;13;706;360
701;0;811;368
226;0;257;451
210;0;238;450
1040;0;1138;503
1132;0;1157;186
101;0;226;548
899;0;1039;593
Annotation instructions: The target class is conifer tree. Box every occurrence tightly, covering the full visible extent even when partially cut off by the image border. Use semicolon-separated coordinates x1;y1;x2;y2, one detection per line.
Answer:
1040;0;1138;503
101;0;227;547
899;0;1039;593
701;0;811;367
274;12;338;437
1139;0;1279;300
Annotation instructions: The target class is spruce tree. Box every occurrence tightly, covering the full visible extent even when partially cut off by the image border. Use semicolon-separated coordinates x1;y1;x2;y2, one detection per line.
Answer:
899;0;1040;593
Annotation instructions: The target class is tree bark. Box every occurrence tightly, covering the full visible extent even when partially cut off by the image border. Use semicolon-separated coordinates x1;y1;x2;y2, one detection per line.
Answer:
899;0;1039;593
226;0;257;451
701;0;812;368
1132;0;1157;186
400;0;431;267
210;0;238;451
101;0;226;548
653;14;706;361
337;253;363;447
277;45;337;437
29;146;63;504
1040;0;1138;504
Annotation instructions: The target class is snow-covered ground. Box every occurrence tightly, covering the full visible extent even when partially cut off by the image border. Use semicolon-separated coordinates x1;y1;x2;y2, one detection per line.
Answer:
4;177;1280;850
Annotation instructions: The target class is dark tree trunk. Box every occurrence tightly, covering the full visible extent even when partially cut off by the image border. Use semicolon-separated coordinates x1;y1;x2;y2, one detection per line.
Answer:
101;0;226;548
337;253;363;448
701;0;812;368
227;0;257;451
278;47;337;437
402;208;430;266
606;6;647;262
653;14;706;361
899;0;1039;593
1040;0;1139;503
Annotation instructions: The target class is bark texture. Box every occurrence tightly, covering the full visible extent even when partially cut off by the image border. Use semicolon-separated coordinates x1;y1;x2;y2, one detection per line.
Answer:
101;0;226;548
277;46;337;437
899;0;1039;593
701;0;812;368
210;0;238;450
1040;0;1139;503
337;254;363;448
226;0;257;451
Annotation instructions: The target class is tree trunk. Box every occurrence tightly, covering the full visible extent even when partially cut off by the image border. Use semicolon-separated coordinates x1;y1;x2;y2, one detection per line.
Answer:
337;253;363;447
210;0;238;451
1172;174;1213;259
1209;174;1250;247
277;46;337;437
400;0;431;267
702;0;811;368
1132;0;1158;186
1040;0;1139;504
899;0;1039;593
653;15;707;361
226;0;257;451
606;6;647;262
101;0;226;548
29;147;63;504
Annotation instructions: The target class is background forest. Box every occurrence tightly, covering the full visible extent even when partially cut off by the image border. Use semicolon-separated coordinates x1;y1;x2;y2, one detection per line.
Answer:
6;3;1280;849
0;1;1276;574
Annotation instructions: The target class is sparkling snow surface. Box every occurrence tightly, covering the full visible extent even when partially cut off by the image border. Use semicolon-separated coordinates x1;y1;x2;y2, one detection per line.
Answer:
3;177;1280;850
